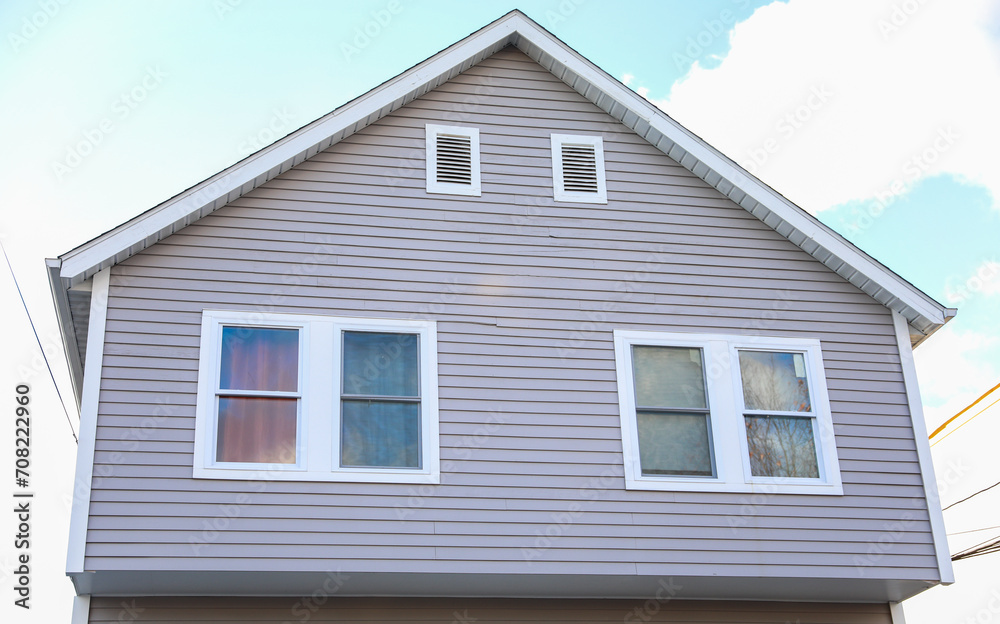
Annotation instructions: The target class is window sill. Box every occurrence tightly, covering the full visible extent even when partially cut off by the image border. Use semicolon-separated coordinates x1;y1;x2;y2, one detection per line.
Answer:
625;474;844;495
193;465;440;484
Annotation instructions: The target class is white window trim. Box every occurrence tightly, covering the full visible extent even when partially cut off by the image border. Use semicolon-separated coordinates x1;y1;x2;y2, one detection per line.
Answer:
551;133;607;204
614;330;842;495
425;123;481;196
194;310;440;484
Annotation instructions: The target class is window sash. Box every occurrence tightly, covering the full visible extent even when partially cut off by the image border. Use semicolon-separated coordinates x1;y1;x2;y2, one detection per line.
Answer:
340;330;423;470
629;344;715;478
212;324;304;466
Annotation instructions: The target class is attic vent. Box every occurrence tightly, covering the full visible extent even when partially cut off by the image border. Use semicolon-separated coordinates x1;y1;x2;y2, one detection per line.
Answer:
561;144;599;192
436;134;473;185
426;124;481;196
551;134;607;204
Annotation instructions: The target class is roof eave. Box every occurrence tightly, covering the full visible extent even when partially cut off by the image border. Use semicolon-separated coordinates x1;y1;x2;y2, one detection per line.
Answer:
46;258;84;408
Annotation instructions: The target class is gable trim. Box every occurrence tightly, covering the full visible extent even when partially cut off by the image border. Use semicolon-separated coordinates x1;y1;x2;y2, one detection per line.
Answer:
892;310;954;585
66;268;109;575
52;10;952;342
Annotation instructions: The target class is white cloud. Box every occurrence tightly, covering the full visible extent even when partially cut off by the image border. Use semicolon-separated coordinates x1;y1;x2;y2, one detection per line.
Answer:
644;0;1000;214
914;324;1000;423
621;73;634;86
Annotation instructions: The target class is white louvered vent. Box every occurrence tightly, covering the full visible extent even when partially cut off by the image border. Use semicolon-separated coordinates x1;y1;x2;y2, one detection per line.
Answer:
551;134;607;203
436;134;472;185
560;144;599;192
426;124;481;196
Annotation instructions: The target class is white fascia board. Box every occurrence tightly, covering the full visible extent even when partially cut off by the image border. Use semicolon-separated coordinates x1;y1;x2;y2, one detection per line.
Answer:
510;16;948;328
892;310;955;585
58;15;522;285
66;268;110;574
46;258;84;408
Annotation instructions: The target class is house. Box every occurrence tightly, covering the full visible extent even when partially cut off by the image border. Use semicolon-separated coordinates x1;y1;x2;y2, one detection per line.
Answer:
48;10;955;624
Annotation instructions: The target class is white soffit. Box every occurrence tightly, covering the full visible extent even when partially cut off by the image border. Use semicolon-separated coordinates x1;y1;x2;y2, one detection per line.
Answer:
54;10;953;339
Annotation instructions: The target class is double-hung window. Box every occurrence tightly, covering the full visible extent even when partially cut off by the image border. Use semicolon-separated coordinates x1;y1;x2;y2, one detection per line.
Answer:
194;311;439;483
614;331;842;494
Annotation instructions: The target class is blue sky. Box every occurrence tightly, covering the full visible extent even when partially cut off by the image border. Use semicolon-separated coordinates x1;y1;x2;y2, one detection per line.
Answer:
1;1;998;623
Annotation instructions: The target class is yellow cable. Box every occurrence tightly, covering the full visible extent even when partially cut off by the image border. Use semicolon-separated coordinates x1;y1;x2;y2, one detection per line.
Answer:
929;381;1000;440
931;395;1000;448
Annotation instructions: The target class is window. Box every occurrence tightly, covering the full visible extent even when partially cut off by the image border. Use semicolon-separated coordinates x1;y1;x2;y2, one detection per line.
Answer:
194;311;439;483
550;134;607;203
426;124;481;196
614;331;842;494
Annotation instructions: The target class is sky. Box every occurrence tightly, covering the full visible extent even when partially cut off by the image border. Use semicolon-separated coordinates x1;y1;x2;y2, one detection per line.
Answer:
1;1;998;622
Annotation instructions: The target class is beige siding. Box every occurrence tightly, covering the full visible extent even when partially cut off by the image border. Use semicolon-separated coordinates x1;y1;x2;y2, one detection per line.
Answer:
87;48;938;581
87;597;893;624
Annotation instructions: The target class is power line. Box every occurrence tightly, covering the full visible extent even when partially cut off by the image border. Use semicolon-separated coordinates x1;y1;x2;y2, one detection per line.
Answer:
952;535;1000;562
930;381;1000;439
931;394;1000;448
948;525;1000;537
1;241;78;444
943;479;1000;511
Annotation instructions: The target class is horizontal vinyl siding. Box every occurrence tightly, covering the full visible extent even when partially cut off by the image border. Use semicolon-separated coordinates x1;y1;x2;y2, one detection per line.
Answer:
87;48;938;580
87;597;892;624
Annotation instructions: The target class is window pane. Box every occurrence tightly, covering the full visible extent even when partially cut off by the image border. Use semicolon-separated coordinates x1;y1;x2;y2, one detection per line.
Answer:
341;400;420;468
636;411;713;476
739;350;811;412
217;397;297;464
632;346;707;409
220;327;298;392
745;415;819;478
343;332;419;397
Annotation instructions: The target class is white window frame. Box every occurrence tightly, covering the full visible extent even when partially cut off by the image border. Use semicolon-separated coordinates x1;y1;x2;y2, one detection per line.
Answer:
550;133;607;204
425;124;481;196
194;310;440;484
614;330;842;495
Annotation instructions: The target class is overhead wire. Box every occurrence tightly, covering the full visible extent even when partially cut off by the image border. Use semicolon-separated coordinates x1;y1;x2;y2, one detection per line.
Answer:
948;525;1000;537
1;241;78;443
952;535;1000;561
943;480;1000;511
